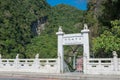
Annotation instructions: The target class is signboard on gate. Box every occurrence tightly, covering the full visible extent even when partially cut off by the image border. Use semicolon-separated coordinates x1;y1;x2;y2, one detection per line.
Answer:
63;33;83;45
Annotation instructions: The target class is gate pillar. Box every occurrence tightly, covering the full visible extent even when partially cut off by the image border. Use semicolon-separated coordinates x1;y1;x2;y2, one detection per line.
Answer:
81;24;90;59
56;26;64;73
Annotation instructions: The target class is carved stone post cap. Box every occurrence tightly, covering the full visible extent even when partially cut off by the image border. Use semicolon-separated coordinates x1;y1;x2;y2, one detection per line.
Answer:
84;24;88;29
58;26;63;32
0;54;1;59
113;51;118;57
81;24;90;33
84;23;88;29
16;54;19;59
56;26;64;35
35;54;39;58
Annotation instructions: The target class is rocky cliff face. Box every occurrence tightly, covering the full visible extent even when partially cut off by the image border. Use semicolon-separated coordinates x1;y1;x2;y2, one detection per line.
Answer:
31;16;48;35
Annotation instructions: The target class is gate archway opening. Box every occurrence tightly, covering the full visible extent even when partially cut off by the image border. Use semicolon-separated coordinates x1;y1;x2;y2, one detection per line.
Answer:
64;45;83;72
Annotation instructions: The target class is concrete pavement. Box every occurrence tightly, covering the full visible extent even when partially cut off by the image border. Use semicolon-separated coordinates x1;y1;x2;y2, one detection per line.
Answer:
0;72;120;80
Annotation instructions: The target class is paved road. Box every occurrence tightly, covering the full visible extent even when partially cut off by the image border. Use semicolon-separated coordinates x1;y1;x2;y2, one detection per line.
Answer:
0;72;120;80
0;78;61;80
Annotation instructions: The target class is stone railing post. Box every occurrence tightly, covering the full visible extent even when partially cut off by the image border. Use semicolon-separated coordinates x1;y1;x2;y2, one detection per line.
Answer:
15;54;19;68
0;54;1;67
35;54;39;68
113;51;118;71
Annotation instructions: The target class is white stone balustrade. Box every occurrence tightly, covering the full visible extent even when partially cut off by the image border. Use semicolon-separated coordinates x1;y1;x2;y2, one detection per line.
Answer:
0;54;59;73
1;25;120;75
85;51;120;74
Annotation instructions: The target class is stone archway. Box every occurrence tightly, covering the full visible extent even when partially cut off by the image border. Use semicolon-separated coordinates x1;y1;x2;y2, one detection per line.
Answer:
56;24;90;73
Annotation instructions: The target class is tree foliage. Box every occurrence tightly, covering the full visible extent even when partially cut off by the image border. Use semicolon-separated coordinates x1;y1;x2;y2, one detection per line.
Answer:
99;0;120;27
0;0;85;58
0;0;50;58
25;4;85;58
1;0;120;58
92;20;120;57
86;0;120;57
25;35;57;58
46;4;85;34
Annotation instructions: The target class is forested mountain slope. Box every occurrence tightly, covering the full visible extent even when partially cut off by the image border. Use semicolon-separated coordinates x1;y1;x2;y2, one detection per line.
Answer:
0;0;85;58
0;0;120;58
25;4;85;58
0;0;50;58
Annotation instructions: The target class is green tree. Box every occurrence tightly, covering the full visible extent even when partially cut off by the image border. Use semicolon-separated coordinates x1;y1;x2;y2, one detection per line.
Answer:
25;34;57;58
0;0;50;58
85;0;104;37
46;4;85;34
92;20;120;58
25;4;85;58
99;0;120;28
86;0;120;37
